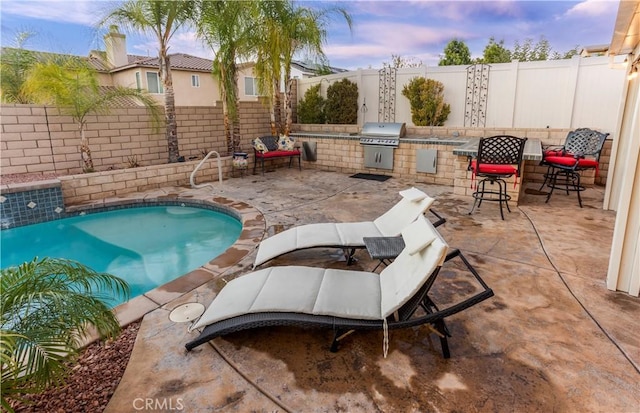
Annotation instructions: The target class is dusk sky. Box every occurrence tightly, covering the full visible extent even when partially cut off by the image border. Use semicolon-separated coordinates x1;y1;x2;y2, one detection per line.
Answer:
0;0;620;70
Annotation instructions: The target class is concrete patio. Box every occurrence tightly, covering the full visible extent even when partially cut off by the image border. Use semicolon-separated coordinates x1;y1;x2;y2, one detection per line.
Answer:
104;169;639;412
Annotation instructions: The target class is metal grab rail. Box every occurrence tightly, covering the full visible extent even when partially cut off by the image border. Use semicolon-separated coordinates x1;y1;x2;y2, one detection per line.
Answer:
190;150;222;189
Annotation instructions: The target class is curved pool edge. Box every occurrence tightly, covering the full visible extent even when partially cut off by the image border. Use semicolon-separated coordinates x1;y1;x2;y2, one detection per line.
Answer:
69;188;266;339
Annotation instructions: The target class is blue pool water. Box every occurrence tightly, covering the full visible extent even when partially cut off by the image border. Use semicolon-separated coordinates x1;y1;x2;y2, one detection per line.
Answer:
0;205;242;307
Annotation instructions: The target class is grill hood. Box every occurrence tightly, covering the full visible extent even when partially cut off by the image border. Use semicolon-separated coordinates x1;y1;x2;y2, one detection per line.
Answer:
360;122;406;138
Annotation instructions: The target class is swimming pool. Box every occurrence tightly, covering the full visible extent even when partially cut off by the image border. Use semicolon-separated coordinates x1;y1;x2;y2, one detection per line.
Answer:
1;204;242;307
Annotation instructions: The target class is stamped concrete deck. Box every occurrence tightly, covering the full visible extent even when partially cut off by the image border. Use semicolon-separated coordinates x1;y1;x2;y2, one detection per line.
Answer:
105;169;639;413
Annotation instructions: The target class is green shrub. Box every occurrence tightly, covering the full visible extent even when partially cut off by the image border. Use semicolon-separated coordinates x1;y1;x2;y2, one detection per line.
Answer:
401;77;451;126
297;84;326;124
325;78;358;124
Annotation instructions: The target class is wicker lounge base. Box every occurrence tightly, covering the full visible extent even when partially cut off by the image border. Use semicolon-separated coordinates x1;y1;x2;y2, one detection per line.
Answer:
185;249;493;358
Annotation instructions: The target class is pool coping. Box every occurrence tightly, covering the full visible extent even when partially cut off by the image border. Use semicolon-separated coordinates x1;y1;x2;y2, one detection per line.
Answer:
62;187;265;337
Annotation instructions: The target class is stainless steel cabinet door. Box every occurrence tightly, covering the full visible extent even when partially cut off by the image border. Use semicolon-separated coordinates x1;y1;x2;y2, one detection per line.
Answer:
363;146;394;170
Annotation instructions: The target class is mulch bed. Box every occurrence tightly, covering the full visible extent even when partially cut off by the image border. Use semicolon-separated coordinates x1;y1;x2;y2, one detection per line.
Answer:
11;321;140;413
0;173;62;185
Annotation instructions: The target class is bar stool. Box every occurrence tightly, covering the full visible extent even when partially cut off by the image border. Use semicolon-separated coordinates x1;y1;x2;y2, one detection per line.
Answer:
468;135;527;220
539;128;608;207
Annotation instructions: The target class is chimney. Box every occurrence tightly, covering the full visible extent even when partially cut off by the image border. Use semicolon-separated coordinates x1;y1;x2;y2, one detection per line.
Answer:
104;25;128;68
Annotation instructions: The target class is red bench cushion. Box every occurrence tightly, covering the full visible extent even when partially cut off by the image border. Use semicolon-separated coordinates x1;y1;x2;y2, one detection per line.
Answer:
255;150;300;158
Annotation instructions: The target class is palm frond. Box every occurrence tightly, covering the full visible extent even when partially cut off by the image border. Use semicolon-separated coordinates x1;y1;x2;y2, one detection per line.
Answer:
1;258;129;406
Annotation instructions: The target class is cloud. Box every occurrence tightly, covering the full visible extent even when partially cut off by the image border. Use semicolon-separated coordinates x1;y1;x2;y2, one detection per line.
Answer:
326;18;472;68
346;20;468;51
1;0;106;26
564;0;618;18
404;0;521;22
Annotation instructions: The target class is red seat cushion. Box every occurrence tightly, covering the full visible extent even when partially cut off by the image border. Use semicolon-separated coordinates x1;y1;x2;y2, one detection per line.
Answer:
470;160;517;175
576;159;598;168
543;149;570;157
543;155;578;167
255;150;300;158
544;156;599;169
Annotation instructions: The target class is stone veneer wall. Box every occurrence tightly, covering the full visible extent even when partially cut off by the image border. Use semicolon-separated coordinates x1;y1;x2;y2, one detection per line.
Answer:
0;103;272;176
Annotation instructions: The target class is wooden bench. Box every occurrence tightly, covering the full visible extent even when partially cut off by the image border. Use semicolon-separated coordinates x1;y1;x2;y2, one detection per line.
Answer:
253;135;302;175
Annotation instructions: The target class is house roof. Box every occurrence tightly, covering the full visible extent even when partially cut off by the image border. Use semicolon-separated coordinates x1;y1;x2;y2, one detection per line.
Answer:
291;60;348;75
1;47;213;74
0;47;112;72
113;53;214;73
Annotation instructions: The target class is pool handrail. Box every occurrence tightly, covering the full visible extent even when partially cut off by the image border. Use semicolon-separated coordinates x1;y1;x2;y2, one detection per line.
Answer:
190;150;223;189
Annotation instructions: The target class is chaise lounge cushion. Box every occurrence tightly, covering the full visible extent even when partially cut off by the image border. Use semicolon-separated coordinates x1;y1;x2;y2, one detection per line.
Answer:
193;216;447;330
253;188;435;267
380;218;446;318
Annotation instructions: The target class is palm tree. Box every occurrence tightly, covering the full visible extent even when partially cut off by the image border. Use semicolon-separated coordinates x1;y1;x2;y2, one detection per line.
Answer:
101;0;195;163
195;1;254;154
1;258;129;412
0;31;37;103
24;58;162;172
254;2;352;135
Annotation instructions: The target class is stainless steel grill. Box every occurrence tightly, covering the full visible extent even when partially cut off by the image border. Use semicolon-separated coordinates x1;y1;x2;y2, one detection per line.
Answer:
358;122;406;147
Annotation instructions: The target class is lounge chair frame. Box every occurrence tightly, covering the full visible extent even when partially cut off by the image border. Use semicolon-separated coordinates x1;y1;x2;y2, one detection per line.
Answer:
185;249;493;359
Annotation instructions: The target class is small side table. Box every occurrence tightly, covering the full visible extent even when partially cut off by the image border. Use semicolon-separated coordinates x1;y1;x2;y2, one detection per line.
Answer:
363;236;405;272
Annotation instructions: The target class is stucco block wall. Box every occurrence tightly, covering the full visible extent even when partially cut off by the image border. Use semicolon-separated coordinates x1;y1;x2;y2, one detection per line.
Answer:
0;103;272;177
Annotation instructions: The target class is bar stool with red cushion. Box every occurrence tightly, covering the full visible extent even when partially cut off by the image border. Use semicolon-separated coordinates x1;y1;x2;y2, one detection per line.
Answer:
468;135;527;220
539;128;608;207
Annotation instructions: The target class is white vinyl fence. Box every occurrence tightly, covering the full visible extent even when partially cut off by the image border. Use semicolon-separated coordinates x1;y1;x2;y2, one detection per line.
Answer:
298;56;626;134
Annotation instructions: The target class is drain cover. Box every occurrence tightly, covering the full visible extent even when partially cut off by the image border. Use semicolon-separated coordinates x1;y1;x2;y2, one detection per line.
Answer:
169;303;205;323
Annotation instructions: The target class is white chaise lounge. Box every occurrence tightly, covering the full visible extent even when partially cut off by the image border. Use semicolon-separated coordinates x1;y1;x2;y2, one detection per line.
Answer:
186;216;494;358
253;187;439;268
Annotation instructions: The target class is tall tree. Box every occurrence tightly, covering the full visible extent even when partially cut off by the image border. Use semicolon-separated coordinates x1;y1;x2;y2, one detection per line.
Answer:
24;58;162;172
478;37;511;64
253;1;352;135
101;0;194;163
195;1;253;155
439;39;472;66
1;258;128;412
552;46;580;60
384;54;423;68
512;36;552;61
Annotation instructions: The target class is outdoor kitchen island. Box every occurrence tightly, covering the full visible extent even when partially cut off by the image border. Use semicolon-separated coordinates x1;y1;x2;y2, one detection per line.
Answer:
290;127;543;206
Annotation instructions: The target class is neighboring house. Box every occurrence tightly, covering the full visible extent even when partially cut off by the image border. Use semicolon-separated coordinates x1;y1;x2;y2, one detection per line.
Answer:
2;26;345;106
91;27;220;106
237;60;347;101
290;60;347;78
0;28;220;107
580;44;610;57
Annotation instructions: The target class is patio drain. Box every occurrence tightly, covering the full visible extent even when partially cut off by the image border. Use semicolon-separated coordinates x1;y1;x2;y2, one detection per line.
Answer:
169;303;205;323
